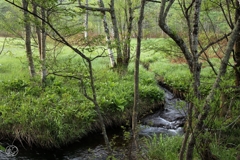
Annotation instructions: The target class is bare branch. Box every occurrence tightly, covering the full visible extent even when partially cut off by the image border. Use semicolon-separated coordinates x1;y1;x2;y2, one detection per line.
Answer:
219;2;234;29
146;0;161;3
198;33;231;57
48;71;83;80
199;42;218;76
78;4;110;12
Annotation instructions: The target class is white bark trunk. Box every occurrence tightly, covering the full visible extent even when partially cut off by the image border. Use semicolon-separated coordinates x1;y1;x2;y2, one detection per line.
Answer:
84;0;88;39
98;0;116;67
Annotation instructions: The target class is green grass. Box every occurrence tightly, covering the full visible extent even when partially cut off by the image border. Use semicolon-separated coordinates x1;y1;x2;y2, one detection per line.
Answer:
144;134;183;160
0;37;165;148
144;134;238;160
0;38;32;81
1;37;239;160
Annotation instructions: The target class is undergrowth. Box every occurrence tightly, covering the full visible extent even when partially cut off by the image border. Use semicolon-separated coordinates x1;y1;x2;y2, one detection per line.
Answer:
0;64;164;148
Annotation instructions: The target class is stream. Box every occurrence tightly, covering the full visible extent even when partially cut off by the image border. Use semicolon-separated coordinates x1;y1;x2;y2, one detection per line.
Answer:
0;86;187;160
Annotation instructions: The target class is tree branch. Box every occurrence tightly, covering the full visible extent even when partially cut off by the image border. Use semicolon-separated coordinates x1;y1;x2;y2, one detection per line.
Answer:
159;0;193;70
198;33;231;57
78;4;110;12
146;0;161;3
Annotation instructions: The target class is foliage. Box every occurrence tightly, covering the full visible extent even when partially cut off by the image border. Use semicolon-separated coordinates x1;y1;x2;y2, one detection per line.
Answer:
0;79;95;148
210;143;238;160
0;62;164;148
96;64;164;113
145;134;183;160
145;133;238;160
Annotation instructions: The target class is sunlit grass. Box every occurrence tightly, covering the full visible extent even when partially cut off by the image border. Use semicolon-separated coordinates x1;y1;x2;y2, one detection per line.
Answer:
0;37;114;81
0;38;29;81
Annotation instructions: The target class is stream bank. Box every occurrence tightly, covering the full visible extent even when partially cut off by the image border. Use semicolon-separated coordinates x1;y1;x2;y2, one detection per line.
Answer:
0;85;186;160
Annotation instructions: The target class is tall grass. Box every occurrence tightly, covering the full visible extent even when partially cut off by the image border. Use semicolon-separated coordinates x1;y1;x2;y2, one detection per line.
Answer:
145;134;183;160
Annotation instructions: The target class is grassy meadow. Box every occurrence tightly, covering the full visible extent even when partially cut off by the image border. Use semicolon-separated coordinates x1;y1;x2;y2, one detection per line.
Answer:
0;37;239;159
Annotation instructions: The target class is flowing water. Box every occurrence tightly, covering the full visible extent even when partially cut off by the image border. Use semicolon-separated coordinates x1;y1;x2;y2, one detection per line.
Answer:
0;86;187;160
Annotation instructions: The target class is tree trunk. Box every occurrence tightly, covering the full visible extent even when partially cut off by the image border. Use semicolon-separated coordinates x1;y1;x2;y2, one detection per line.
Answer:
32;2;47;84
123;0;133;67
179;103;193;160
32;2;42;57
191;0;202;99
109;0;123;69
22;0;35;77
234;0;240;86
86;61;113;155
84;0;88;39
40;6;47;85
158;0;193;71
131;0;146;159
98;0;116;68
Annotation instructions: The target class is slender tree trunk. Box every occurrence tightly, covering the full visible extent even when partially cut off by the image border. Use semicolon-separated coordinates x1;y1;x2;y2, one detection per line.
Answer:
98;0;116;68
84;0;88;39
179;103;193;160
40;6;47;85
32;2;47;85
109;0;123;69
123;0;133;66
22;0;35;77
185;1;203;159
191;0;202;99
131;0;146;159
234;0;240;86
86;60;113;155
32;2;42;57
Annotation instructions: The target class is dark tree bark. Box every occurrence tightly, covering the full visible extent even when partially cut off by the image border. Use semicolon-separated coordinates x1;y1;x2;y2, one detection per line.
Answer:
234;0;240;86
191;0;202;99
123;0;134;67
22;0;35;77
